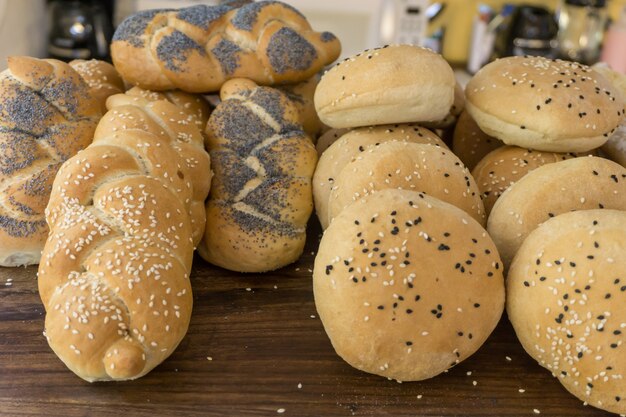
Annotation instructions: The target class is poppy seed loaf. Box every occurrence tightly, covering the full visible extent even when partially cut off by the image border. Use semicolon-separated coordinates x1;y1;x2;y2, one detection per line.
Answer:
314;45;456;129
466;56;625;153
314;189;504;382
507;210;626;415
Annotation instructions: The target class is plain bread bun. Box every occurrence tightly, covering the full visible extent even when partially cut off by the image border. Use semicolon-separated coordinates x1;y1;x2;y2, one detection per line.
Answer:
452;110;502;170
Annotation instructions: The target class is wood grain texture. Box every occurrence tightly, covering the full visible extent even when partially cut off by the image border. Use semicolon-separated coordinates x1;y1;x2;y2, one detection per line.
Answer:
0;222;615;417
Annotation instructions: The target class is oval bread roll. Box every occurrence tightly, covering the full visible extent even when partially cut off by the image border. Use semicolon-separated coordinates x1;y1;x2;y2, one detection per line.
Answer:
466;56;625;153
314;189;504;382
313;124;446;229
328;141;486;227
314;45;455;128
488;156;626;267
507;210;626;415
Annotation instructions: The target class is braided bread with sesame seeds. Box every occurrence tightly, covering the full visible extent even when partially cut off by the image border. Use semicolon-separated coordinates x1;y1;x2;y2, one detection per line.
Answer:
69;59;125;113
0;56;101;267
110;0;341;93
198;78;316;272
37;92;211;381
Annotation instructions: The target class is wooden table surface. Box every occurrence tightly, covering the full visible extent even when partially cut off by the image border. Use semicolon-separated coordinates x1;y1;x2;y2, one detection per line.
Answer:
0;222;616;417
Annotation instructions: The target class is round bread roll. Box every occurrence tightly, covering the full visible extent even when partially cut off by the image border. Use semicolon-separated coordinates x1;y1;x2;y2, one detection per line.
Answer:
316;127;351;156
473;146;581;215
422;81;465;129
313;124;446;229
466;56;625;153
488;156;626;267
602;125;626;167
314;189;505;381
452;110;502;170
507;209;626;415
328;141;486;227
314;45;455;128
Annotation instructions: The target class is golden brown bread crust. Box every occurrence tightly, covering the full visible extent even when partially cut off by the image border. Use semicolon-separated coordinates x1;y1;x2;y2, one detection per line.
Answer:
123;86;211;131
452;110;502;171
472;146;582;215
110;1;341;93
0;57;101;267
327;141;486;227
277;75;324;139
314;189;504;381
466;56;625;152
198;78;316;272
312;124;446;229
38;92;211;382
70;59;125;113
507;210;626;415
314;45;455;129
487;156;626;268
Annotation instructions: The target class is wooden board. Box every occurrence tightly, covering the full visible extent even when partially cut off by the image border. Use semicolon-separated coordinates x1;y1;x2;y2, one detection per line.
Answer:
0;222;615;417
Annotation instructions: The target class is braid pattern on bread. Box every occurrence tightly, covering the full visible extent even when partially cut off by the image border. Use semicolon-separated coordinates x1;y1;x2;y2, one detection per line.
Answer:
110;0;341;92
37;92;211;381
0;57;101;266
199;79;316;272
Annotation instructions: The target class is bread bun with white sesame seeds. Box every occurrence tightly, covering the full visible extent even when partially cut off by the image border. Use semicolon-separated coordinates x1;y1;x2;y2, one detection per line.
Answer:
313;124;446;229
488;156;626;268
38;91;211;382
507;209;626;415
421;81;465;129
314;189;504;381
123;86;211;131
70;59;125;113
314;45;456;129
327;141;485;227
452;110;502;171
199;78;317;272
466;56;625;153
602;125;626;167
472;146;586;215
0;57;101;267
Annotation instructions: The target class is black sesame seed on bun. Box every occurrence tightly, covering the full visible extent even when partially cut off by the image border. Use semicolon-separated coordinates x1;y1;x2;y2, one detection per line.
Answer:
313;189;504;382
466;56;625;153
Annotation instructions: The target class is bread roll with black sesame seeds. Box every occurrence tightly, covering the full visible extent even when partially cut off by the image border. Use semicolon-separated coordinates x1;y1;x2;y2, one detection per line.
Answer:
602;125;626;167
70;59;125;113
466;56;625;153
110;1;341;93
315;127;352;156
314;45;455;129
38;91;211;382
313;124;446;229
0;57;101;267
199;78;316;272
122;86;211;131
452;110;503;171
328;141;485;227
507;209;626;415
472;146;586;215
314;189;504;382
488;156;626;268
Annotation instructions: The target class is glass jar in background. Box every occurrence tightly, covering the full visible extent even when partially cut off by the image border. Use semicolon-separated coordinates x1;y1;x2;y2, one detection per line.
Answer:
556;0;608;64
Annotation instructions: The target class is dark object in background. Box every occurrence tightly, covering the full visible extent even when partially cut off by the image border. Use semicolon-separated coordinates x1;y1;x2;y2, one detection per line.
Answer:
47;0;114;61
557;0;608;64
494;5;558;59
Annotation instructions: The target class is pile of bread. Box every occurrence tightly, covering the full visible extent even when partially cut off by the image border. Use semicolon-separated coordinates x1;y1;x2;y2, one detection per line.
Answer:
311;46;626;415
0;1;339;382
1;0;625;414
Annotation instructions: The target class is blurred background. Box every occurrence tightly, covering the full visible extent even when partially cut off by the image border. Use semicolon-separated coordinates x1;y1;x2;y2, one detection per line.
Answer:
3;0;626;74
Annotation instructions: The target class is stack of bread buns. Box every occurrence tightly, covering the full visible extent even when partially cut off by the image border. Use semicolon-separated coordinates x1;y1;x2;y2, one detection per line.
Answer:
313;45;503;383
